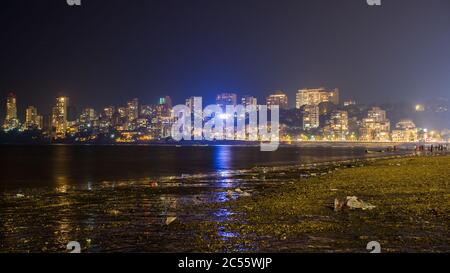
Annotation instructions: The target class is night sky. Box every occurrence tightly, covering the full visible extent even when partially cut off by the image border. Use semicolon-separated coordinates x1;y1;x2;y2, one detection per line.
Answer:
1;0;450;119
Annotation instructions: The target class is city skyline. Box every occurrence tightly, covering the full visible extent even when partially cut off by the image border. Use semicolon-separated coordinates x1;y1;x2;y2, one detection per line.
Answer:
2;89;449;143
2;0;450;120
2;87;448;122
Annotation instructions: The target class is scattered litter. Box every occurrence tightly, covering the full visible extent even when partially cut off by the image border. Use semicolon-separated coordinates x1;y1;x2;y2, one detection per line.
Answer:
240;192;251;197
226;188;252;198
334;196;376;211
235;188;251;197
165;216;177;225
107;209;121;216
226;190;234;198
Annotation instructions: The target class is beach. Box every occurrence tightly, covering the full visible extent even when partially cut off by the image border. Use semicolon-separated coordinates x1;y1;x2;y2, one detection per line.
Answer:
1;146;448;253
176;153;450;252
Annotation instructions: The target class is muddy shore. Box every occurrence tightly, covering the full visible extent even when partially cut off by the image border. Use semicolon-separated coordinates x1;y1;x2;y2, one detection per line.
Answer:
175;153;450;253
1;152;448;253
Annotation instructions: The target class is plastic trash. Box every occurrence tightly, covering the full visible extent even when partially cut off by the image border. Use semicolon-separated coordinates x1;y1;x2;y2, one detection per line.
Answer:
165;216;177;225
334;196;376;211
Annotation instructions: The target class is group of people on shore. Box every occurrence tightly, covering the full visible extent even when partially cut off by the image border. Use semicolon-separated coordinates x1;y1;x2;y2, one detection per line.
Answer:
365;144;448;154
414;144;448;152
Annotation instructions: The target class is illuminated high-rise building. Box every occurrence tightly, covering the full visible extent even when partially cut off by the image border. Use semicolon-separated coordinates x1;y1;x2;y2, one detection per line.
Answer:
367;107;386;122
186;97;198;112
241;95;257;108
52;96;69;139
157;96;173;116
127;98;139;122
5;92;17;120
359;107;390;141
3;92;19;131
25;106;42;130
25;106;36;128
296;88;339;109
324;110;349;140
79;108;97;130
267;91;288;110
302;105;320;130
392;120;418;142
156;96;173;137
117;107;127;118
159;96;173;109
185;96;203;120
395;119;416;130
344;100;356;107
216;93;237;109
140;105;154;118
104;106;115;120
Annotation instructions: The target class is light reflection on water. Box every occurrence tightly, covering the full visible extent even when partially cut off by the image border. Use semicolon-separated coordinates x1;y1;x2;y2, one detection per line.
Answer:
213;145;233;171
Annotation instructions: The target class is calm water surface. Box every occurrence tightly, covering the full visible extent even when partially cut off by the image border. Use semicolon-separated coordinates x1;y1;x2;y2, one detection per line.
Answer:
1;145;370;190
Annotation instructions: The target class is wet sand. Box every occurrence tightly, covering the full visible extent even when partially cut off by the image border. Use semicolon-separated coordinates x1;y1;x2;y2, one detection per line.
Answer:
177;153;450;253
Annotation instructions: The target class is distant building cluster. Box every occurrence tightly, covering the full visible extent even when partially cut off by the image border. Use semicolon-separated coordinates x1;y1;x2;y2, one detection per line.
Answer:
1;89;448;143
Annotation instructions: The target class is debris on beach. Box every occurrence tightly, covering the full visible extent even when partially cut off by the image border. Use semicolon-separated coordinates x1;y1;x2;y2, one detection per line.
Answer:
107;209;121;216
165;216;177;225
235;188;251;197
239;191;251;197
227;188;251;199
334;196;376;211
226;190;234;198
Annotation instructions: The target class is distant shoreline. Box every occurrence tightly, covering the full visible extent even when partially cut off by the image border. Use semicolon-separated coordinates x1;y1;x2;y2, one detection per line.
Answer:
0;140;447;149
